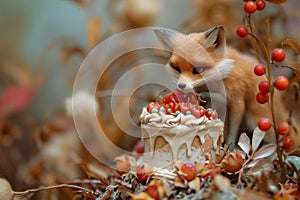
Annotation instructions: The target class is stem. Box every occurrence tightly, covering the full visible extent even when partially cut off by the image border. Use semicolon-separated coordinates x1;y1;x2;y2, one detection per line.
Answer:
13;184;92;197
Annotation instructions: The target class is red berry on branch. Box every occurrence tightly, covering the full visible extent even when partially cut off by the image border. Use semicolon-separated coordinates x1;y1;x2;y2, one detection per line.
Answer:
181;162;197;181
254;64;266;76
271;48;286;62
256;92;269;104
277;122;290;135
244;1;257;14
283;135;294;150
258;118;272;131
274;76;289;91
256;0;266;10
236;26;248;38
258;80;269;93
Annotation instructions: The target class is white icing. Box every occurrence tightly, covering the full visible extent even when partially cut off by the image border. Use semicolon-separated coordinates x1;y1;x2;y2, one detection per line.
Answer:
139;107;224;168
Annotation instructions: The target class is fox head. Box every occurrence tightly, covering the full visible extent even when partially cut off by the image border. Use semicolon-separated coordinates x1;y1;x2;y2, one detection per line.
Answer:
154;26;234;91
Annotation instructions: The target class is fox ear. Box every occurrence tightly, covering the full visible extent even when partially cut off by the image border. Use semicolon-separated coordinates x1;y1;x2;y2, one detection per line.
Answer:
154;28;181;50
203;26;226;56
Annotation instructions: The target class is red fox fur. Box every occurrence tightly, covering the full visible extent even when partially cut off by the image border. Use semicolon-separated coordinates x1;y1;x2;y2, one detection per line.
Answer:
154;26;300;149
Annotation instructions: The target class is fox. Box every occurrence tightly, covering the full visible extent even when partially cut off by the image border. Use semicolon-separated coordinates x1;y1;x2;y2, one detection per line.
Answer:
154;26;300;149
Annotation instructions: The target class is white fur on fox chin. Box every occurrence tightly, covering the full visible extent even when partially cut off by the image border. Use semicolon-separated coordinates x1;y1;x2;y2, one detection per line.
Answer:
192;59;235;87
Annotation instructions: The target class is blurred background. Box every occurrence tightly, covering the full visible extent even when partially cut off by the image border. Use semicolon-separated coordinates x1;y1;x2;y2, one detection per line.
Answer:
0;0;299;199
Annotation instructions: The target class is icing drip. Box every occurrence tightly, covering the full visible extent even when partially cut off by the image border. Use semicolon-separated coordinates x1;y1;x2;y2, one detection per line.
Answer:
140;107;224;168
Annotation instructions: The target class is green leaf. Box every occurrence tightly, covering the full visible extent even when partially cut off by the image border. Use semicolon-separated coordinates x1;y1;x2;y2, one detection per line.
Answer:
266;0;288;4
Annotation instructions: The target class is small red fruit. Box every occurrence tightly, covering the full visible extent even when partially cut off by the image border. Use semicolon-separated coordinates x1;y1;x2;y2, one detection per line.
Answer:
173;89;185;103
236;26;248;38
277;122;290;135
181;162;197;181
134;140;145;154
272;48;286;62
274;76;289;91
258;80;269;93
147;102;161;113
185;92;198;105
221;150;244;173
256;92;269;104
136;163;152;182
258;118;272;131
146;185;159;200
254;64;266;76
205;109;217;119
283;135;294;150
256;0;266;10
244;1;257;14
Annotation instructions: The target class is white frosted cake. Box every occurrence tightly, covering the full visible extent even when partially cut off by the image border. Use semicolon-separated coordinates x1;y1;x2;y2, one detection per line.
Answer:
139;91;224;168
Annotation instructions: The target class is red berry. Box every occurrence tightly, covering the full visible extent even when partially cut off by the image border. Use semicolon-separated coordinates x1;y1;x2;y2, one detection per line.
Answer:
146;185;159;200
173;89;185;103
258;80;269;93
254;64;266;76
134;140;145;154
147;102;161;113
256;92;269;104
274;76;289;91
221;150;244;173
136;163;152;182
185;92;198;105
181;162;197;181
271;48;286;62
283;135;294;150
236;26;249;38
205;109;217;119
163;93;177;104
244;1;257;14
164;102;176;113
178;103;188;114
256;0;266;10
258;118;272;131
277;122;290;135
191;108;201;118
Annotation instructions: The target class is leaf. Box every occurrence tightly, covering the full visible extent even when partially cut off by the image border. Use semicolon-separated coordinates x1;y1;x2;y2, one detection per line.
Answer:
247;159;273;176
251;127;265;153
253;144;276;160
249;33;270;64
282;39;300;55
266;0;287;4
238;133;251;155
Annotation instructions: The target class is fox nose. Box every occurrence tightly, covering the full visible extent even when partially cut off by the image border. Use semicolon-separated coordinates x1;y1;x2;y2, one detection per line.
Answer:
178;83;186;89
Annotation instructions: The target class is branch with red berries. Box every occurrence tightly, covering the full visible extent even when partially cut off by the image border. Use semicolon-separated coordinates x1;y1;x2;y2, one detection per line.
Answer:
236;0;300;184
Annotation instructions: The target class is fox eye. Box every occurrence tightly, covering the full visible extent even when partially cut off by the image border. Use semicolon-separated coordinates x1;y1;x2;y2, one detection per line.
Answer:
172;67;181;74
193;66;207;74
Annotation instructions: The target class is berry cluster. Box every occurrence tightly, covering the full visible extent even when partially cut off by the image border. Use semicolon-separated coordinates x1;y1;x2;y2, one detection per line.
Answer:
236;0;266;38
146;89;218;120
237;1;293;151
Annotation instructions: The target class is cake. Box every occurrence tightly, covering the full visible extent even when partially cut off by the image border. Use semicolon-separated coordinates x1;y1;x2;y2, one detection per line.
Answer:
139;90;224;168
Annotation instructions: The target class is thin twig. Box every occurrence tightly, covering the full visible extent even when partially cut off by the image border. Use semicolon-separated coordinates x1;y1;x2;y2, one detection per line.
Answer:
13;184;92;196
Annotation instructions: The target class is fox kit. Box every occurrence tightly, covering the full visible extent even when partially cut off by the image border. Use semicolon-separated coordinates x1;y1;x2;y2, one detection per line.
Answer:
154;26;299;148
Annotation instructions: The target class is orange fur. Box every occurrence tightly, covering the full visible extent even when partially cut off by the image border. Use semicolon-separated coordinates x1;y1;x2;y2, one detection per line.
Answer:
155;26;300;149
